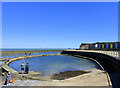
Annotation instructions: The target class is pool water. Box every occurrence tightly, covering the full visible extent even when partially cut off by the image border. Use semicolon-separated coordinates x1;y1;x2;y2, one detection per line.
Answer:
9;55;99;76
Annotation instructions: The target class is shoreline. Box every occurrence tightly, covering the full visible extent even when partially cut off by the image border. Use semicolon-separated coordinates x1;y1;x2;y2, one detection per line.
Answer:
0;52;61;61
1;50;62;57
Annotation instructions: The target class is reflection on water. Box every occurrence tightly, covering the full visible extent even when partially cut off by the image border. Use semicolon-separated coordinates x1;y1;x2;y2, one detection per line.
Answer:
9;55;99;76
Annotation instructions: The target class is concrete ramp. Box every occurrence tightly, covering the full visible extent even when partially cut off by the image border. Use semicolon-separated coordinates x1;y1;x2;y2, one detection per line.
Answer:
1;63;18;73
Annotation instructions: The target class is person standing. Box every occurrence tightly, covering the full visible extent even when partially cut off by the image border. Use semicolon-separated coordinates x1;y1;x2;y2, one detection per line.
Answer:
25;63;29;74
5;58;9;64
21;62;25;74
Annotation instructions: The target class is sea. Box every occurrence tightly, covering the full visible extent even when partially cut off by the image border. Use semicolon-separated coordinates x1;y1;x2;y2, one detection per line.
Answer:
1;48;66;51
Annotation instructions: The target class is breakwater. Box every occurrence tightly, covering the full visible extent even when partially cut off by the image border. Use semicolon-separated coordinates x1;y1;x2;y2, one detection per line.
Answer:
1;53;60;73
61;50;120;71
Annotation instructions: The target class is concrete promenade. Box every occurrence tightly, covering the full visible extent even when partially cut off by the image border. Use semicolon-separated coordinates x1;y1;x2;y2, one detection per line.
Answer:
65;49;120;60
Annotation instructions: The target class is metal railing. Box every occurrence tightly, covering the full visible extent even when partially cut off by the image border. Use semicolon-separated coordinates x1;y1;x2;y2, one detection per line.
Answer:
77;49;120;60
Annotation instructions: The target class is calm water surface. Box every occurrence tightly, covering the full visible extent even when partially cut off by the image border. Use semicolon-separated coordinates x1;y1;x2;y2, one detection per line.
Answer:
9;55;99;76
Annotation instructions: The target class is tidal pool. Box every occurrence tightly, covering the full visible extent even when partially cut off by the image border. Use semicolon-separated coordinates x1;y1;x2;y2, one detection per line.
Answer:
9;55;100;76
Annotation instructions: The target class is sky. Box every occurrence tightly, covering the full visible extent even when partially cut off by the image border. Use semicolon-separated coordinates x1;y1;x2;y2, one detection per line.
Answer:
2;2;118;48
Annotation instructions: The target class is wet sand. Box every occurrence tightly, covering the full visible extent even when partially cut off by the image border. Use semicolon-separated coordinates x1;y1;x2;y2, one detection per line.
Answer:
33;69;110;86
51;70;89;80
1;50;62;56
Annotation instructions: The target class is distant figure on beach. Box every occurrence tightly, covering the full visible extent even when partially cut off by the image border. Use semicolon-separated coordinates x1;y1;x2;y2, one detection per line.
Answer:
25;53;27;57
25;63;29;74
4;72;11;85
21;62;25;74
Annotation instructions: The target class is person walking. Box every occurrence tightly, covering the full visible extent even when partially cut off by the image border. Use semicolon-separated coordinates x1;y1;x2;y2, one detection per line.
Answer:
25;63;29;74
21;62;25;74
4;72;11;85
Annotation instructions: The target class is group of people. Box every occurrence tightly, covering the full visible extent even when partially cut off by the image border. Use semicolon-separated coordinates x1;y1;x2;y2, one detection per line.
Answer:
4;53;30;85
21;62;29;74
